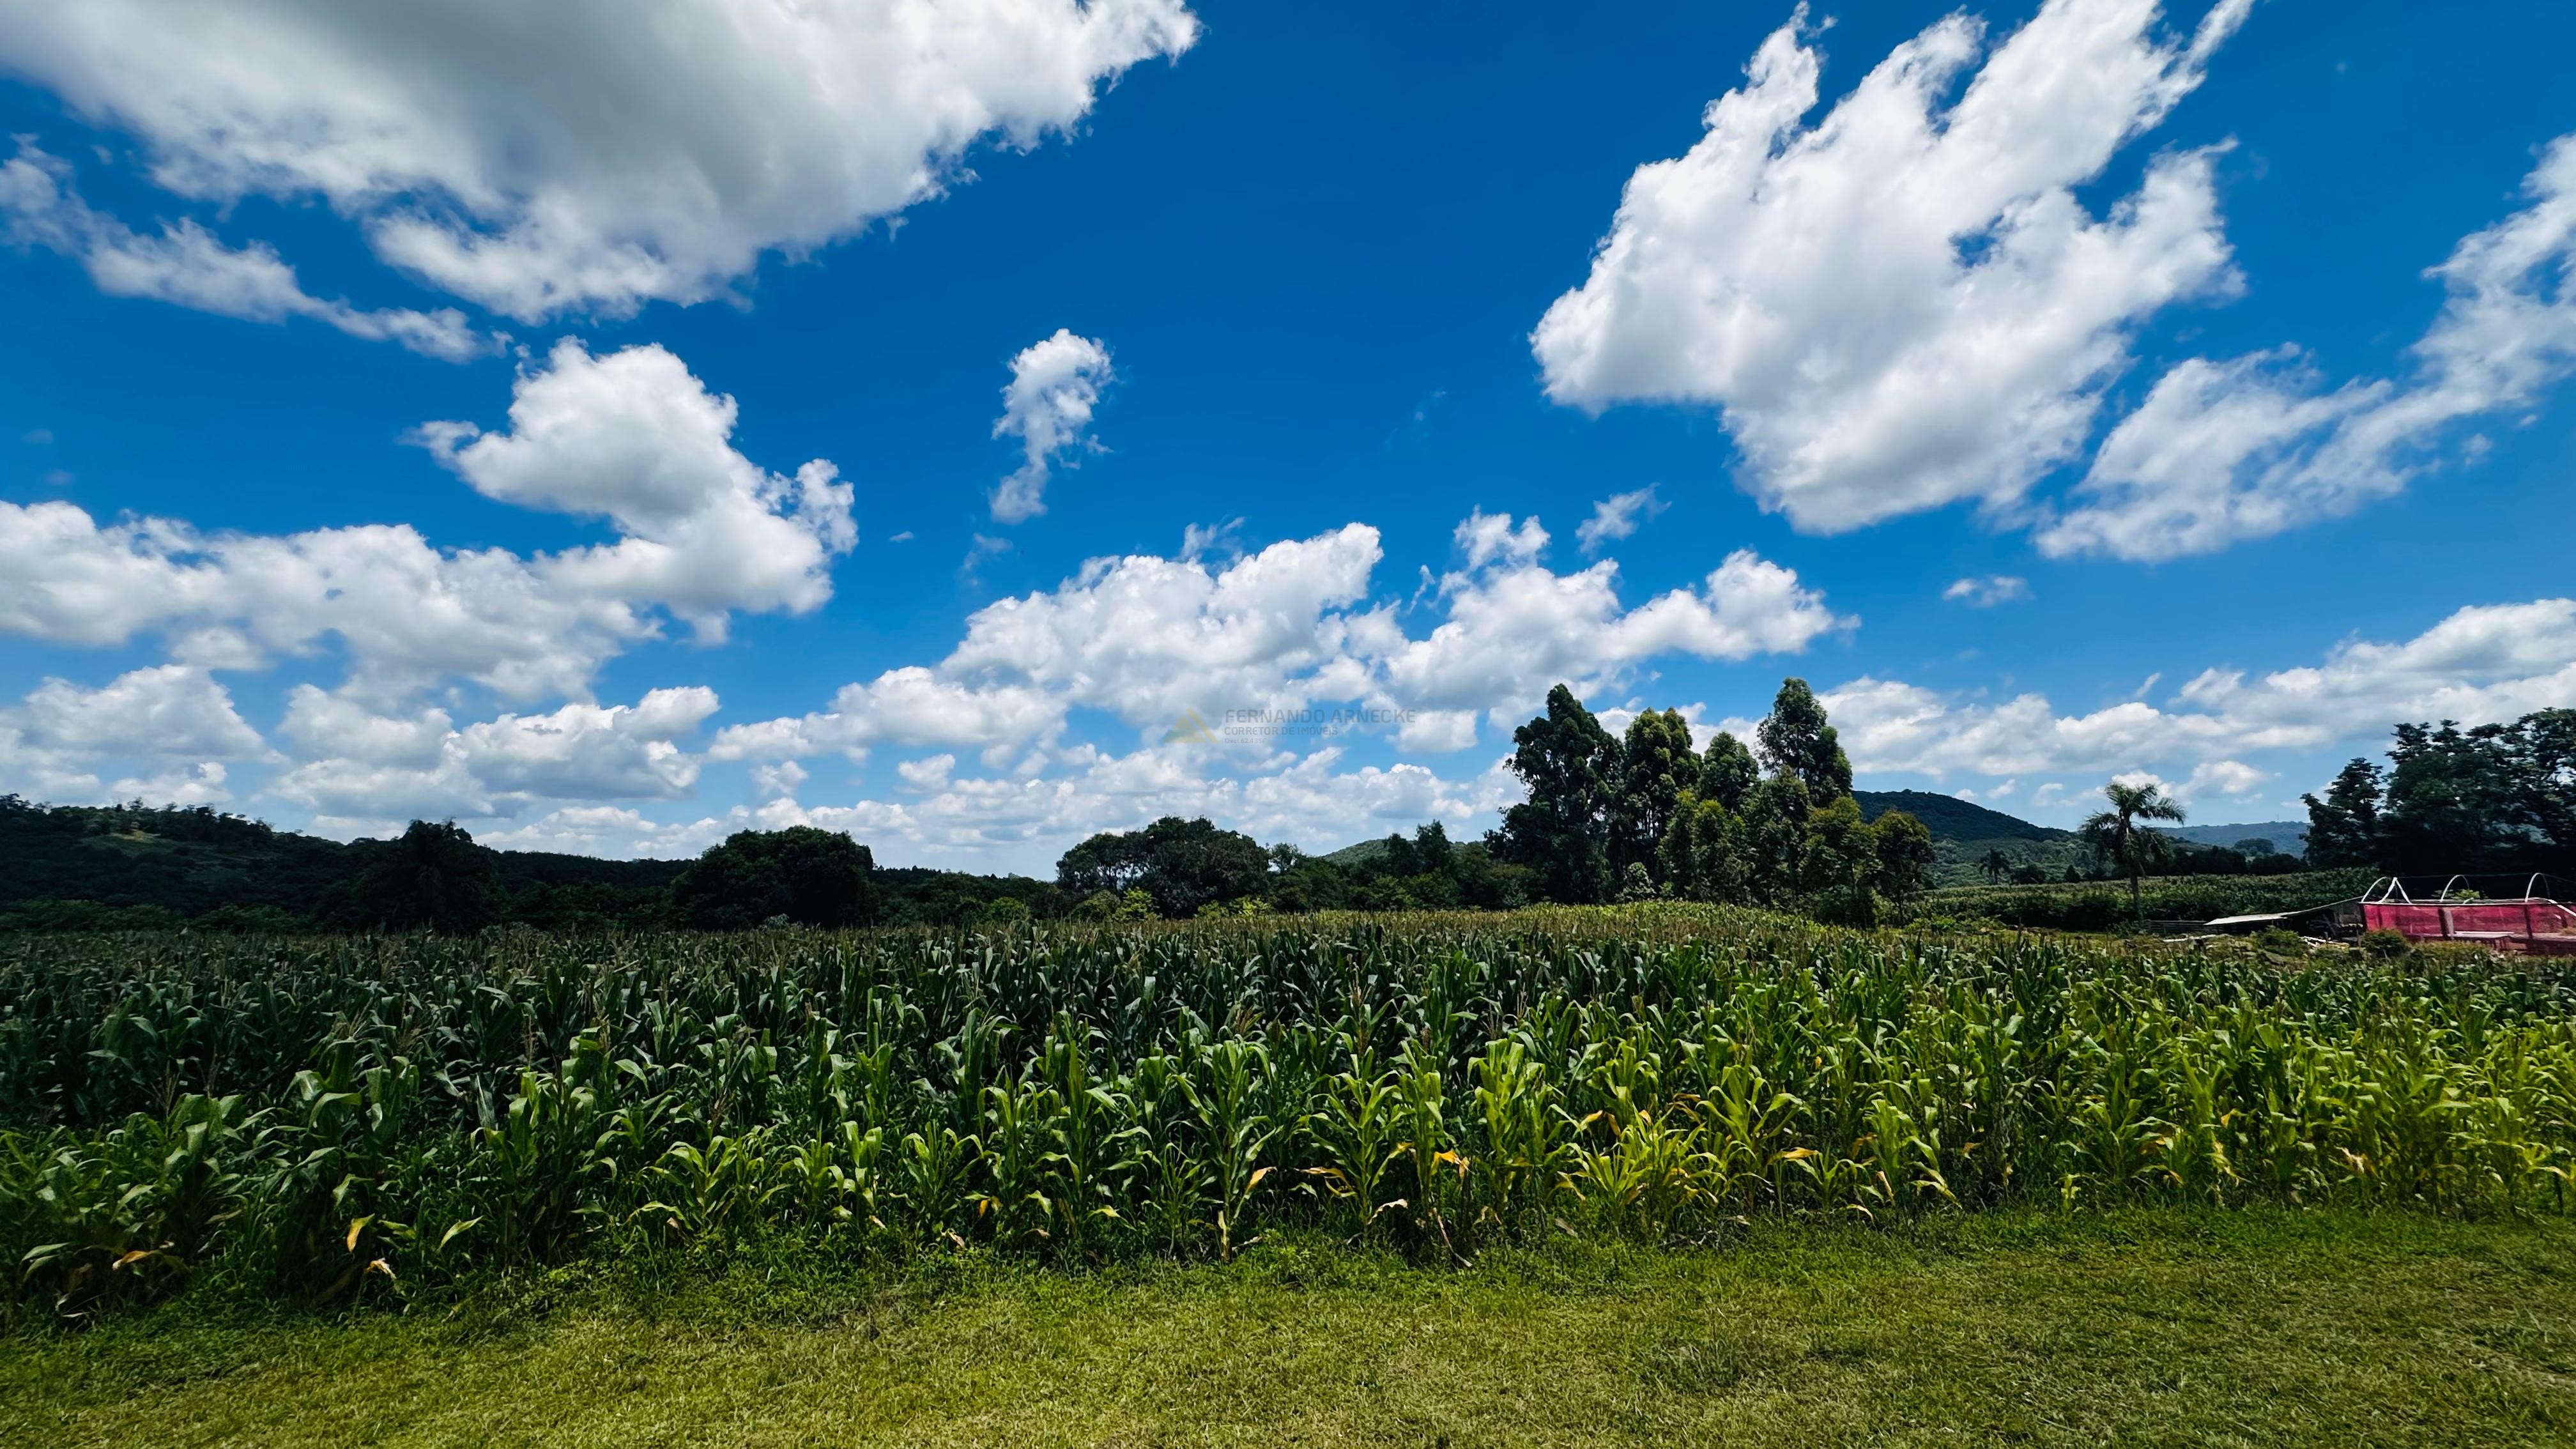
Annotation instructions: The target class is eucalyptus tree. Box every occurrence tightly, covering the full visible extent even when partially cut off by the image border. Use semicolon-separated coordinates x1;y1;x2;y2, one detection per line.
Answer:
1611;708;1696;880
1756;678;1853;802
1496;684;1620;903
1696;730;1759;813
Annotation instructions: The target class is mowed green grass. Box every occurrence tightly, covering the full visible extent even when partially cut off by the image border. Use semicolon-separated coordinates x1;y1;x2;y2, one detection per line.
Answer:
5;1211;2572;1448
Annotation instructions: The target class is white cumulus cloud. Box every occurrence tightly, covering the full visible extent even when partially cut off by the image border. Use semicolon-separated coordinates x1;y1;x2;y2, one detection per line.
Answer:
2041;132;2576;559
0;0;1199;319
990;329;1114;523
418;340;857;635
3;496;1846;866
0;341;853;700
742;743;1524;870
106;762;232;808
713;513;1850;775
478;739;1527;869
947;524;1389;732
12;665;266;760
2184;758;2268;799
1375;516;1850;746
1793;597;2576;786
710;668;1068;769
1533;0;2251;533
477;806;735;860
0;665;266;804
271;687;720;824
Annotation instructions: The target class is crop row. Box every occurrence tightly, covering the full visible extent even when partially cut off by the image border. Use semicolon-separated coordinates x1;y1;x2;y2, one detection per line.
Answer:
1894;869;2382;931
4;907;2573;1316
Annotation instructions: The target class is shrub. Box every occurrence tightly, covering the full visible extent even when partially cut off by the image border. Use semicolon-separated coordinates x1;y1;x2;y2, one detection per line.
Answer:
969;897;1033;927
2251;926;2310;956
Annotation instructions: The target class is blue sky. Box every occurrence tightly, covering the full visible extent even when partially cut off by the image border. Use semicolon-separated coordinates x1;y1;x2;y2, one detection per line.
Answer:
1;0;2572;871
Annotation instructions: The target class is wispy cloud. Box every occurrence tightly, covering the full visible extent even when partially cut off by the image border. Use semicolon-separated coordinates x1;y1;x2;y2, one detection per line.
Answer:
1575;485;1666;555
1942;576;2032;608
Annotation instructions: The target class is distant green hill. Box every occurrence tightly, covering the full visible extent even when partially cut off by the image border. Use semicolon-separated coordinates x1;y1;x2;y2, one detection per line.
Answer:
0;797;1055;930
1322;837;1392;866
2156;820;2309;857
0;797;687;929
1853;790;2070;844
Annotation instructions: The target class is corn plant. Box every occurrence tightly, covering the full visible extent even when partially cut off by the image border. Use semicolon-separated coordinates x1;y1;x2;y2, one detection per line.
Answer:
0;904;2572;1312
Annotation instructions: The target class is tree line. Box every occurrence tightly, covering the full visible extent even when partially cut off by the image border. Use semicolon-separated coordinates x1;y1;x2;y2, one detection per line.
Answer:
1487;678;1935;921
5;677;1947;933
1047;679;1937;924
0;797;1057;933
2302;710;2576;878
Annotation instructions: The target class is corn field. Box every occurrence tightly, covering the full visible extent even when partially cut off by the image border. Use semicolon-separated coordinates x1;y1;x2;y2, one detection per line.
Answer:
1894;869;2381;931
5;906;2575;1317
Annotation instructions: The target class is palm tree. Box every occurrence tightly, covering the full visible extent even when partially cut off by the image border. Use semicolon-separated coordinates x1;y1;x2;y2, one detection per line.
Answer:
1979;848;2012;885
2080;780;2186;924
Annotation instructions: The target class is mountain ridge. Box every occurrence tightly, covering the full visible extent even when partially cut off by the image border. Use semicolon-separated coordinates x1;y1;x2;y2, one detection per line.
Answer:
2155;820;2310;854
1851;790;2071;843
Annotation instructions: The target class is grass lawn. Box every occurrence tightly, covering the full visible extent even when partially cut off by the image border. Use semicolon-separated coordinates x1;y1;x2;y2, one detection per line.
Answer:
3;1210;2571;1447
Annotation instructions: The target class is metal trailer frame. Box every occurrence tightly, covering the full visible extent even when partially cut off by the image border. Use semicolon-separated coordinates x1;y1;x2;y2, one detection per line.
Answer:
2352;873;2576;955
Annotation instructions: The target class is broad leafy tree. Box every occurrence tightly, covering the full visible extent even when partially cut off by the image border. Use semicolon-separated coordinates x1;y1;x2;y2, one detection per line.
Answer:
1055;816;1271;917
671;827;877;929
334;820;500;933
1798;795;1878;924
2299;759;2377;865
1871;811;1938;900
2379;722;2529;873
1496;677;1894;909
2515;709;2576;868
2303;710;2576;877
1381;820;1457;878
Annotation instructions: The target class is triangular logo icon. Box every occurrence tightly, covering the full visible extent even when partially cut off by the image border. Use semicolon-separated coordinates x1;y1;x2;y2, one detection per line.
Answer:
1160;707;1218;745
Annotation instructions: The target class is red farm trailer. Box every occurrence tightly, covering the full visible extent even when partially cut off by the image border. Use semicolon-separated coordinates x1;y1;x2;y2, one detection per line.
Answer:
2354;875;2576;956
